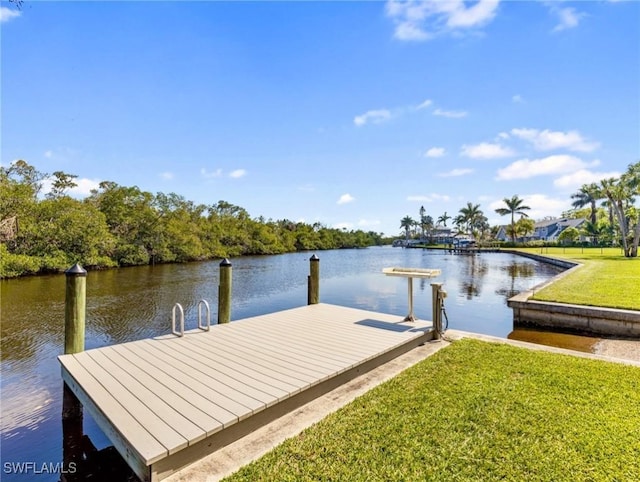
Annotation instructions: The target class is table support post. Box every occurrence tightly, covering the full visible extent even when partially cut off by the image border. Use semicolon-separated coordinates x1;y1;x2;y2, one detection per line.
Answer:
405;277;415;322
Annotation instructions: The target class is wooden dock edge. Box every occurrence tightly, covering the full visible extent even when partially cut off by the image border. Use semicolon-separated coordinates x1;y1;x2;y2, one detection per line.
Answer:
151;328;435;481
61;368;149;480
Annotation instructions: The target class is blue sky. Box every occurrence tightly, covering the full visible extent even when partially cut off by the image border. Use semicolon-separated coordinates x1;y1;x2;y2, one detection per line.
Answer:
2;1;639;236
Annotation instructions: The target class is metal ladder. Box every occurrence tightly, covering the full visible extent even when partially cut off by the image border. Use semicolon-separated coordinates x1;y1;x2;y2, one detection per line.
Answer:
171;300;211;337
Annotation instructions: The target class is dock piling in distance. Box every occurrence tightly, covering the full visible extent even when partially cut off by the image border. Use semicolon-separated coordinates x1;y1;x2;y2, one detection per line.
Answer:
308;254;319;305
218;258;232;324
65;263;87;354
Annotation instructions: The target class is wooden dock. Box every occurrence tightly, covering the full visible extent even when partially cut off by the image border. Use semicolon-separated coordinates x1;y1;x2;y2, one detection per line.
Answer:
58;303;436;481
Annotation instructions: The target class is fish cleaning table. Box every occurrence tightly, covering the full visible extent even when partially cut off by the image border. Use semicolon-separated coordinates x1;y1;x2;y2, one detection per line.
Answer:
382;267;442;321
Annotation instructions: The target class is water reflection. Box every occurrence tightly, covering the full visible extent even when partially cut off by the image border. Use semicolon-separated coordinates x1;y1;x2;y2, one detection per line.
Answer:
496;262;536;299
457;254;489;299
509;328;598;353
1;247;566;481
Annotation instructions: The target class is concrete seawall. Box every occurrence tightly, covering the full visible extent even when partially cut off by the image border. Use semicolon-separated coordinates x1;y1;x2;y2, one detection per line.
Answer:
504;251;640;338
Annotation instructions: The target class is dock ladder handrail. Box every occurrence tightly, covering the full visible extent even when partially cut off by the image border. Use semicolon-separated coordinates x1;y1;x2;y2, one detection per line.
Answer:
197;299;211;331
172;303;185;337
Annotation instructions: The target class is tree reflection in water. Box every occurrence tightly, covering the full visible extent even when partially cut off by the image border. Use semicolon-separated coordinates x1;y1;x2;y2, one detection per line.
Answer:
496;261;536;299
458;253;489;300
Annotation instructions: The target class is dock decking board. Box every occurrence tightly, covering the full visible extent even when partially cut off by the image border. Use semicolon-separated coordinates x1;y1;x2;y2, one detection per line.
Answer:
59;303;435;481
110;343;238;430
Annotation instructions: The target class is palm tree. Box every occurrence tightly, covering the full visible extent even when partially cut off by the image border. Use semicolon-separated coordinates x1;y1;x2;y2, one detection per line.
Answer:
495;195;531;243
437;212;451;227
458;202;484;237
411;219;420;238
419;206;426;239
604;161;640;256
581;220;602;246
624;161;640;256
571;183;601;225
452;214;466;237
399;215;414;241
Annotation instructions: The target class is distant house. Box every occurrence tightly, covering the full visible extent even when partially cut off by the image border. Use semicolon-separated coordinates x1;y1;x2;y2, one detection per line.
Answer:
495;218;587;243
432;227;454;244
533;218;586;242
495;225;509;242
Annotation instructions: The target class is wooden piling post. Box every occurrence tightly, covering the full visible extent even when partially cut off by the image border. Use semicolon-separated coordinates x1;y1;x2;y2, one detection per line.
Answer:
308;254;319;305
431;282;443;340
62;383;83;476
63;263;86;477
218;258;232;324
65;263;87;354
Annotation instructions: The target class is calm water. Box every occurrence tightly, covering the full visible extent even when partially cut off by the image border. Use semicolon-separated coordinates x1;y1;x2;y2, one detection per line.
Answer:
0;247;563;480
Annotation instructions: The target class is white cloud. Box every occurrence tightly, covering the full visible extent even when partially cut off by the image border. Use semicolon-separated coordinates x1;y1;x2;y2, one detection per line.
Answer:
431;193;451;202
512;94;524;103
490;193;570;220
553;169;621;191
160;172;174;180
358;219;381;227
0;6;21;23
41;177;101;198
337;193;355;205
201;168;223;178
385;0;500;41
407;193;451;202
433;108;468;119
496;154;597;181
200;167;249;180
446;0;500;28
69;178;101;197
407;195;430;202
461;142;514;159
355;99;465;125
394;22;432;41
438;168;474;177
424;147;445;158
497;132;510;140
40;147;79;161
354;109;392;126
511;128;600;152
551;7;586;32
334;222;354;230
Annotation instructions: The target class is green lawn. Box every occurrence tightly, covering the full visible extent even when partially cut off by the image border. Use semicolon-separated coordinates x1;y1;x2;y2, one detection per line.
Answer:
514;247;640;311
224;339;640;482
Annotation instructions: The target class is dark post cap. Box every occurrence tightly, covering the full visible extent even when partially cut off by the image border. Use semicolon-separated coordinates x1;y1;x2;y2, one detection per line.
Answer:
220;258;232;267
65;263;87;276
310;254;319;261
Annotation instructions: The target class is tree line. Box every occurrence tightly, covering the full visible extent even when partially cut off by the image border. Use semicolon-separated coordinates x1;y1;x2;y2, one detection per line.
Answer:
567;161;640;257
0;161;387;278
397;161;639;257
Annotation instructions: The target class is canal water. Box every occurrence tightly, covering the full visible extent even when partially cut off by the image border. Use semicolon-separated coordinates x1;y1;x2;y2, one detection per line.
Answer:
1;247;564;480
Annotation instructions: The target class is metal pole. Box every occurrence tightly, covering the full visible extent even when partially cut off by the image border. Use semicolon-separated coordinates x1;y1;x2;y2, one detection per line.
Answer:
218;258;232;324
308;254;319;305
431;282;443;340
406;277;414;321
